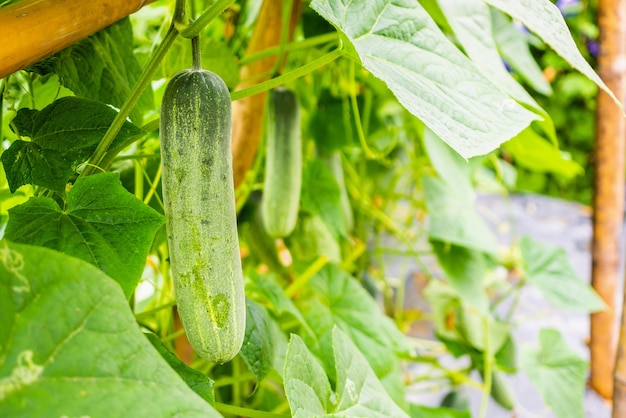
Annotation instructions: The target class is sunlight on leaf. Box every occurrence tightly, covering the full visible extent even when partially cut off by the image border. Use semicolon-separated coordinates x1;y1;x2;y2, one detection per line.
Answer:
485;0;622;108
310;0;537;158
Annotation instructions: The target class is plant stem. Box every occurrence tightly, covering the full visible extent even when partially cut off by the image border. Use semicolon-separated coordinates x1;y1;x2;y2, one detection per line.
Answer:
191;35;202;70
231;47;345;101
213;372;255;387
81;24;179;178
239;33;339;66
479;316;493;418
176;0;234;38
214;403;289;418
134;301;176;321
285;255;328;298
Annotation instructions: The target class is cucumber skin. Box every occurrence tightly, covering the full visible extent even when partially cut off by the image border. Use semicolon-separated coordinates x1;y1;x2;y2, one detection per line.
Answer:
261;87;302;238
160;69;245;364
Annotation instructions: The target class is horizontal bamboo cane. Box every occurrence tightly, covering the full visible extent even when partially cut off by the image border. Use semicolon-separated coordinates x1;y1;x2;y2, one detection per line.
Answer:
0;0;151;79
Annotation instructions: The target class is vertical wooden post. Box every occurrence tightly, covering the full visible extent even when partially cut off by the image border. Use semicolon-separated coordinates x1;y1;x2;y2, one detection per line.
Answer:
591;0;626;402
231;0;303;188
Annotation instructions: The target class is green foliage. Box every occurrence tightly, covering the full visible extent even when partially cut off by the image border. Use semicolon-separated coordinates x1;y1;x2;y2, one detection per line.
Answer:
4;173;163;298
0;240;220;418
520;328;588;418
0;0;610;416
2;97;143;193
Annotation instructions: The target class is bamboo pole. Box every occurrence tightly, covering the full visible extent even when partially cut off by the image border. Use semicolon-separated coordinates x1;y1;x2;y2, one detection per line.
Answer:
591;0;626;402
0;0;151;79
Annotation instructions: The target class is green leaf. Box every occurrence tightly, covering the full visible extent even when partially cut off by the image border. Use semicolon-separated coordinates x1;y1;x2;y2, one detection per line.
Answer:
409;404;471;418
422;175;497;255
437;0;540;110
424;280;510;354
284;328;410;418
520;328;587;418
240;299;276;383
490;10;552;96
54;17;153;124
430;241;488;313
295;265;411;379
300;159;346;239
246;272;315;340
484;0;621;108
284;334;333;418
423;128;473;203
289;214;341;264
331;327;409;417
4;173;164;298
310;0;537;159
145;333;215;405
502;127;583;180
0;240;221;418
520;236;605;312
1;97;143;193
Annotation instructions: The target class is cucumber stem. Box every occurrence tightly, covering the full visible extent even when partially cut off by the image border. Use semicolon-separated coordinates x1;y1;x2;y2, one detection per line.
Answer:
239;33;339;66
231;46;345;101
175;0;234;39
191;35;202;70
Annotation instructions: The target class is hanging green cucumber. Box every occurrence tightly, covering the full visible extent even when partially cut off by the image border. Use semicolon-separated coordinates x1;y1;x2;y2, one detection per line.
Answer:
261;86;302;238
160;37;245;364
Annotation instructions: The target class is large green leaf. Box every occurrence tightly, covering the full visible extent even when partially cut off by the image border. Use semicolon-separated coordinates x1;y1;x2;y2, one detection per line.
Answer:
53;17;154;123
430;242;488;313
246;272;316;339
423;128;473;203
520;236;605;312
502;127;583;180
310;0;537;159
301;159;347;240
331;327;409;417
484;0;621;107
4;173;164;298
520;328;587;418
490;10;552;96
145;333;215;405
284;328;409;418
422;175;497;255
437;0;538;110
1;97;143;193
0;240;220;418
240;299;276;383
284;334;333;418
295;265;411;379
409;404;471;418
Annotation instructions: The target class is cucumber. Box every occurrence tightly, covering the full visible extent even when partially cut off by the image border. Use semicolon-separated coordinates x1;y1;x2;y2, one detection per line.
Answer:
160;65;245;364
490;371;515;410
261;87;302;238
